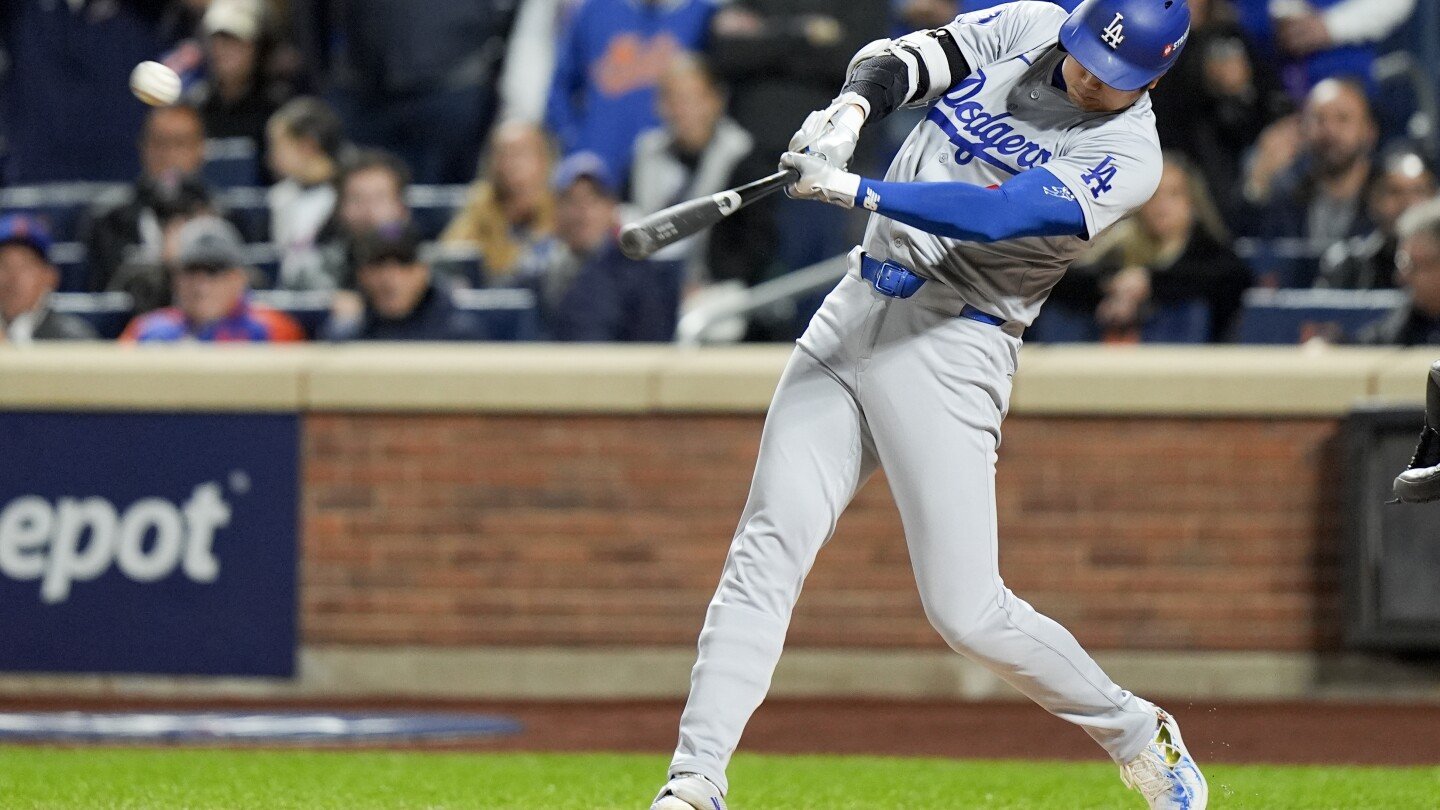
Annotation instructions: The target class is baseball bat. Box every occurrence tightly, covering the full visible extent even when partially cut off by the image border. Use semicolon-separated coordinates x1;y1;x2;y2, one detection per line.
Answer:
619;168;800;260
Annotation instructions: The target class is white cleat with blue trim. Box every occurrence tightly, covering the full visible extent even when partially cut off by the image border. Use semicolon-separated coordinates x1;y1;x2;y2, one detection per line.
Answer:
651;773;727;810
1120;709;1208;810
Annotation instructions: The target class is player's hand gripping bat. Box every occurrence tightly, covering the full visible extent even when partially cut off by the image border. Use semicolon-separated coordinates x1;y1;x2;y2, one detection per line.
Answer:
618;168;800;260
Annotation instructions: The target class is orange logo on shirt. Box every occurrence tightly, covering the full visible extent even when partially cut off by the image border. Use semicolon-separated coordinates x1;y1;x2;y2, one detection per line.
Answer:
593;33;684;97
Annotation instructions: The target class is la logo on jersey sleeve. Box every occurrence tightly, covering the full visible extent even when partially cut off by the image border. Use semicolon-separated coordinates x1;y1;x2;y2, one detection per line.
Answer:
1080;155;1118;198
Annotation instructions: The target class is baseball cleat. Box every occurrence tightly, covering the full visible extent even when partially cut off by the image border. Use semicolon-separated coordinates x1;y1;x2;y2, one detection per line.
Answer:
1393;426;1440;504
1120;709;1207;810
651;773;727;810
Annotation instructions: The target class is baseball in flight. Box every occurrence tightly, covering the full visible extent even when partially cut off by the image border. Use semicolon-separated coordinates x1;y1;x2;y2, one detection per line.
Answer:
129;61;181;107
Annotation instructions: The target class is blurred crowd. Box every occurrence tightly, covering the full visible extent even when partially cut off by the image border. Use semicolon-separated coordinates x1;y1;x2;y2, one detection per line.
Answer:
1;0;1439;347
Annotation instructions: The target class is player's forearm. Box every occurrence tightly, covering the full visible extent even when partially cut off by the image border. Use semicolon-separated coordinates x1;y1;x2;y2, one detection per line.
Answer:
856;170;1085;242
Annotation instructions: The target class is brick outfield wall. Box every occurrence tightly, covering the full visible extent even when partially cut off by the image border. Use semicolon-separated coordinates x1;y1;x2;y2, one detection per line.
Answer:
303;414;1343;653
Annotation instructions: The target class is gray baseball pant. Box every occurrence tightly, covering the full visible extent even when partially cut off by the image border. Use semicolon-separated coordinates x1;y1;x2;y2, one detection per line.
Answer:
668;265;1158;794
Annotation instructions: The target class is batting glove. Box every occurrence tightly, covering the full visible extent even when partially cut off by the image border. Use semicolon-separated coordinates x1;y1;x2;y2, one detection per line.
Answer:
781;151;861;209
788;91;870;170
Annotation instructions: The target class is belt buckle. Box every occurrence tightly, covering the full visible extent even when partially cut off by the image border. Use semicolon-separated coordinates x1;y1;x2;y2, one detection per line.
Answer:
873;261;907;297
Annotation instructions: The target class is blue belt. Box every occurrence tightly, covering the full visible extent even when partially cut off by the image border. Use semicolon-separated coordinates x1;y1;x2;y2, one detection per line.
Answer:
859;254;1006;328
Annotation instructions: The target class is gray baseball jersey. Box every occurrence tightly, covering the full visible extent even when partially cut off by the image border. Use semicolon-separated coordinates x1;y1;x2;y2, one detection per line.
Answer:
863;1;1163;327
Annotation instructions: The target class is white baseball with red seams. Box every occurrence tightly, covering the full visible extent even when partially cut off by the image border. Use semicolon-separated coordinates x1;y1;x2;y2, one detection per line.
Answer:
658;3;1186;807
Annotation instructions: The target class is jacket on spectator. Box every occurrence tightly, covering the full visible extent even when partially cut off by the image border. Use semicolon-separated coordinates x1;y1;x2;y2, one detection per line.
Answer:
628;116;753;283
1149;14;1290;228
1;0;168;184
1355;299;1440;346
1232;0;1412;95
707;0;883;157
83;175;215;292
2;305;98;344
545;0;714;178
121;298;304;342
515;237;680;342
1049;228;1253;343
1259;156;1372;285
327;282;491;342
1315;232;1397;290
295;0;507;96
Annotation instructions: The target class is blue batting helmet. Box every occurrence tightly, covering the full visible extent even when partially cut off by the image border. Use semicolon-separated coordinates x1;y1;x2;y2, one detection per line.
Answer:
1059;0;1191;92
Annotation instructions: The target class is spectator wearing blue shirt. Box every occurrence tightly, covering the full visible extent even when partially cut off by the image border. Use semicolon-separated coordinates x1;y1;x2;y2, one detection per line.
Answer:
1232;0;1415;97
546;0;715;180
515;152;680;342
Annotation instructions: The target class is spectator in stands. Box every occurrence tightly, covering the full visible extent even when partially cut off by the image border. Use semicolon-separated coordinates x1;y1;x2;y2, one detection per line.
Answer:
185;0;293;183
708;0;884;277
441;121;556;284
545;0;715;179
107;192;219;316
0;215;97;344
1246;78;1377;282
296;148;415;291
291;0;509;184
629;56;753;288
1232;0;1415;97
83;105;212;292
323;226;488;341
121;216;303;343
1051;153;1252;343
1318;149;1438;290
266;97;345;290
514;152;680;341
1150;0;1291;227
1;0;169;185
1356;199;1440;346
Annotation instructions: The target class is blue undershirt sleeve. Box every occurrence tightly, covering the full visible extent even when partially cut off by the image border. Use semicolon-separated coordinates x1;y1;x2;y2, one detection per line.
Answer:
856;167;1089;242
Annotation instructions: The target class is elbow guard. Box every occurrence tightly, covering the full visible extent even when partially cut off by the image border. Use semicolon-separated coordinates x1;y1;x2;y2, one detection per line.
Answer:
844;27;970;108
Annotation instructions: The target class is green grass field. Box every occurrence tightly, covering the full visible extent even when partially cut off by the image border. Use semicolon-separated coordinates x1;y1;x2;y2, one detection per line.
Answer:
1;748;1436;809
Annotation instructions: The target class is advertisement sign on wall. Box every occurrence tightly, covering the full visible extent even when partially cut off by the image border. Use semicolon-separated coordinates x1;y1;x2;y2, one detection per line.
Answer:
0;412;299;677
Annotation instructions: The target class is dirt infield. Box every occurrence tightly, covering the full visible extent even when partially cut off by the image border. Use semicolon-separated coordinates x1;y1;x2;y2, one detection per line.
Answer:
2;697;1435;766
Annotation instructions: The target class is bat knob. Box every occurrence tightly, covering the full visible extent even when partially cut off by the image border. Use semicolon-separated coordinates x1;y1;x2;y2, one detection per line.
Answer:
619;224;654;260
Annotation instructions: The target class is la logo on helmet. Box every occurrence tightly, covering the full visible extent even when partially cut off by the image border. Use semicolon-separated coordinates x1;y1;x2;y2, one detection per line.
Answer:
1101;12;1125;49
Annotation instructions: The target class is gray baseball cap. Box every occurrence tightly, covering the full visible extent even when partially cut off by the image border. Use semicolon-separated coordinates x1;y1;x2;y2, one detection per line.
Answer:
176;216;246;271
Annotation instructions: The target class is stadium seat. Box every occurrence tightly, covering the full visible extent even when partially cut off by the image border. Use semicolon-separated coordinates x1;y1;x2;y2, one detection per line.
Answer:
203;137;263;188
452;288;541;341
0;183;128;243
1142;300;1211;344
48;292;135;339
1235;287;1402;344
248;289;334;338
1026;302;1098;343
406;185;469;240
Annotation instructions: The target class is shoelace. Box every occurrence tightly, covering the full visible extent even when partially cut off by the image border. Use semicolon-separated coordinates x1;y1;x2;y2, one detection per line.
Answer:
1408;427;1440;470
1122;744;1190;801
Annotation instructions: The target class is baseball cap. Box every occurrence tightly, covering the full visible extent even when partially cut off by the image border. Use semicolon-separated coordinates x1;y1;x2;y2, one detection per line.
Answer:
352;225;423;269
0;214;54;262
552;151;617;197
203;0;262;42
177;216;247;271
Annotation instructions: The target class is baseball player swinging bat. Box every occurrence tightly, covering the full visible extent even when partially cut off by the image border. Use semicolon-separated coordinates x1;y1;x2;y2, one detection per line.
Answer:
618;168;800;260
652;1;1210;809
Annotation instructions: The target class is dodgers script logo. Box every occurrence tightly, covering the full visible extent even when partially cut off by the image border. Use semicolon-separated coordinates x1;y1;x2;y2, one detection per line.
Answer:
927;70;1053;177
